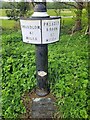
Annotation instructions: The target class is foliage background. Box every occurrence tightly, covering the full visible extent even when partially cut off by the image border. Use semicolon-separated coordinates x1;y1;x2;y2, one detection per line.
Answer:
1;2;89;119
2;30;89;118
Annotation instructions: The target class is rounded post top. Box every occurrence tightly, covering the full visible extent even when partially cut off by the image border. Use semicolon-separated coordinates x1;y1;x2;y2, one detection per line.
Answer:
34;3;46;12
32;3;49;18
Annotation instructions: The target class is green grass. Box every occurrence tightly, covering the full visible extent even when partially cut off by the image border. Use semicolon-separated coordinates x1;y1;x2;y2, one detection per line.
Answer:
0;9;87;18
0;9;6;16
0;20;17;29
47;9;57;16
0;20;2;26
47;9;76;16
0;9;75;17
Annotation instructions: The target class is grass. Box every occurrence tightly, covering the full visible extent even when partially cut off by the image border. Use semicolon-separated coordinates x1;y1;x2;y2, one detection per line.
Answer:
47;9;76;16
60;18;74;34
0;9;75;17
0;20;17;29
0;20;2;26
0;8;87;17
0;9;6;16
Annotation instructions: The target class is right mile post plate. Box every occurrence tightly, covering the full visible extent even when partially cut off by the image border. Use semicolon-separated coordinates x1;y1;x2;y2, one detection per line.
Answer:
42;18;60;44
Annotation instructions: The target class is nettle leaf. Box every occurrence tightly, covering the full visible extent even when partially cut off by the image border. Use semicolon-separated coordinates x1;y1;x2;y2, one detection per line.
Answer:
80;109;88;118
87;100;90;106
7;57;14;63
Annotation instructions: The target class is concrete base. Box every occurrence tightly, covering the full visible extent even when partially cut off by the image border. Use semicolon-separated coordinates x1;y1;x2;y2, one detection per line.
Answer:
21;90;56;119
32;97;55;118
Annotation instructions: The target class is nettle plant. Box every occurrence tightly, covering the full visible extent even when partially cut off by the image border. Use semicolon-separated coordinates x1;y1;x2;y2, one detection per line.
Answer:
2;30;89;118
2;31;36;118
48;34;88;118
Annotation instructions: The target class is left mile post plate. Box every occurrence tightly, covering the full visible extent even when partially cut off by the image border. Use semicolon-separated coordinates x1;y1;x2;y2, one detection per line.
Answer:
20;20;41;44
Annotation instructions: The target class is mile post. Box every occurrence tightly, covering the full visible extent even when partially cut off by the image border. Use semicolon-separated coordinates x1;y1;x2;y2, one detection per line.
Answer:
20;1;60;118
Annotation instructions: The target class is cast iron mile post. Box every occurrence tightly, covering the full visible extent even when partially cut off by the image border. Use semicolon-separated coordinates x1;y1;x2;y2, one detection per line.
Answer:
20;3;60;115
33;2;50;96
20;1;60;98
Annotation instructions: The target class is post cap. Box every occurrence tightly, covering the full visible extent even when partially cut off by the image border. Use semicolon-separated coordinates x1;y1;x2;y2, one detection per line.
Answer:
32;3;49;18
34;3;46;12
